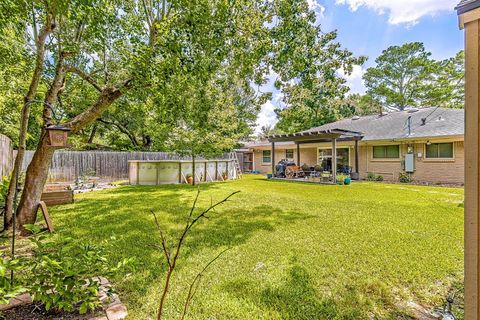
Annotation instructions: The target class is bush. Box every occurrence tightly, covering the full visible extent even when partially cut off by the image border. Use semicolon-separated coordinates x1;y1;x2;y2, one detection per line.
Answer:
375;175;384;182
367;172;376;181
399;172;412;183
301;163;310;172
0;257;27;304
336;174;349;184
24;225;134;314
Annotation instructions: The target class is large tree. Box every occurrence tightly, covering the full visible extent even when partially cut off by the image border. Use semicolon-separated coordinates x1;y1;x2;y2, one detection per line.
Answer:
424;50;465;109
5;0;271;230
4;0;368;231
269;4;367;134
363;42;464;111
164;74;258;184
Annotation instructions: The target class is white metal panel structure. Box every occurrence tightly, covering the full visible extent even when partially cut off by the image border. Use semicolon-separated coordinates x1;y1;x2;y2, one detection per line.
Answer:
128;159;237;185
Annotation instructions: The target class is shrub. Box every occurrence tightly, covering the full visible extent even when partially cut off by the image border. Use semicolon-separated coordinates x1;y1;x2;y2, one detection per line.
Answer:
0;257;27;304
314;164;322;172
25;225;134;314
301;163;310;172
336;174;349;184
367;172;376;181
399;172;412;183
375;175;384;181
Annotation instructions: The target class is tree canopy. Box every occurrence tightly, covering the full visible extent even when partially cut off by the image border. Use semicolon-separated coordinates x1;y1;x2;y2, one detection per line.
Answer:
363;42;464;111
269;15;367;134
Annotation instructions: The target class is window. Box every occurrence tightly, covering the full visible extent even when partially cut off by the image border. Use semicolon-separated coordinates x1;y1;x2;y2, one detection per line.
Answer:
262;150;271;163
317;148;349;172
426;142;454;159
373;145;400;159
285;149;294;159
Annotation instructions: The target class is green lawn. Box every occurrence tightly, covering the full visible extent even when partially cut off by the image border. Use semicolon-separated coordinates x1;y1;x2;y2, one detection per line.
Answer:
50;175;464;319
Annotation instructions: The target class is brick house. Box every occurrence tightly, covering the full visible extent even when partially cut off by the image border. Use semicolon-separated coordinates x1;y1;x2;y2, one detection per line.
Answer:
244;107;464;184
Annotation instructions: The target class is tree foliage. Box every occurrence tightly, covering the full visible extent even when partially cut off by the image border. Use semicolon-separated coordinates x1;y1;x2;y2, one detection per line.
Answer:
363;42;464;111
164;74;258;159
268;1;367;134
425;50;465;109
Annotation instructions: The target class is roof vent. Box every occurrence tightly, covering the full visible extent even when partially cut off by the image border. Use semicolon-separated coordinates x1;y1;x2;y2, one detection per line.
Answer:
352;116;360;120
407;108;419;113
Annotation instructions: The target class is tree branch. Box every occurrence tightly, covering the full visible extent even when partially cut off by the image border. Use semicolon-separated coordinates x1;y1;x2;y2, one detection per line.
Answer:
97;118;139;147
180;248;230;320
151;211;172;268
64;86;123;133
65;65;102;92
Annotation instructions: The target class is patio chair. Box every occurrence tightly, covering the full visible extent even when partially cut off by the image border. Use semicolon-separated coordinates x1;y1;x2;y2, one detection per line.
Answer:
285;166;305;179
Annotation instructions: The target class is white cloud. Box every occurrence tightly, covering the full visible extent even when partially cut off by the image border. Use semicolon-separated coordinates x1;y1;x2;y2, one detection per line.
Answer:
307;0;326;15
255;101;278;133
338;65;367;94
307;0;326;22
335;0;457;25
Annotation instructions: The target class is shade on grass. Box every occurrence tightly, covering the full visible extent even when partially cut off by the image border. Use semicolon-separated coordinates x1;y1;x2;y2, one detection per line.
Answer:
49;175;464;319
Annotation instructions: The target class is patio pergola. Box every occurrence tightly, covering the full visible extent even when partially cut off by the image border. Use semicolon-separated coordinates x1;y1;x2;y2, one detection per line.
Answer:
268;128;364;183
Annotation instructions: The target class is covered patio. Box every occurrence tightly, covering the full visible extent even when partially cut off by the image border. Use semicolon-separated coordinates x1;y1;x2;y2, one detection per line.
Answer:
268;128;364;183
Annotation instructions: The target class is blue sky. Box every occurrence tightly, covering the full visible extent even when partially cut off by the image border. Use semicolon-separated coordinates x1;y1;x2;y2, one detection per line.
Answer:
255;0;464;132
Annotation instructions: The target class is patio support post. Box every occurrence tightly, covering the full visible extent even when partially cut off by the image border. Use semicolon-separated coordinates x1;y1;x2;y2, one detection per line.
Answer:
458;6;480;317
331;138;337;183
354;139;360;180
271;142;276;177
296;143;300;165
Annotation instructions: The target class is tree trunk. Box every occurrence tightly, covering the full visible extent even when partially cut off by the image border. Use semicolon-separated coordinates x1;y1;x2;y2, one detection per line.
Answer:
4;16;54;229
15;133;55;234
5;104;30;229
15;87;125;232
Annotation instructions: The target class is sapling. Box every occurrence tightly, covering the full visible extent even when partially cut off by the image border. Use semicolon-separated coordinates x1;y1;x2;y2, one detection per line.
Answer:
151;188;239;320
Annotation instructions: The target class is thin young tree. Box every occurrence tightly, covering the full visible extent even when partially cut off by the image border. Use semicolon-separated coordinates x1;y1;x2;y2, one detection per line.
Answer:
151;189;240;319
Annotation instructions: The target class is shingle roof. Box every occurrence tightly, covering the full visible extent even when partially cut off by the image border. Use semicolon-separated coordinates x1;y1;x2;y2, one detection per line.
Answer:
302;107;464;141
456;0;480;15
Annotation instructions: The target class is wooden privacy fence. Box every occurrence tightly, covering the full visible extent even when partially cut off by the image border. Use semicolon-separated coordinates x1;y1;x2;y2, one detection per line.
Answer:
21;150;230;182
0;134;14;178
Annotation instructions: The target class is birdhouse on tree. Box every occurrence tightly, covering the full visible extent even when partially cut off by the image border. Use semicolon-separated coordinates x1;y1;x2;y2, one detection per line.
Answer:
46;125;71;148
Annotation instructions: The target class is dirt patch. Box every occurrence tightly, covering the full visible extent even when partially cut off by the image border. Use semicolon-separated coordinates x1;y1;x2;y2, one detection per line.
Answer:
0;302;104;320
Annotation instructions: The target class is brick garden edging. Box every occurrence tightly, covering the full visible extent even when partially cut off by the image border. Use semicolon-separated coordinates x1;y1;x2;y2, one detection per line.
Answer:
0;277;127;320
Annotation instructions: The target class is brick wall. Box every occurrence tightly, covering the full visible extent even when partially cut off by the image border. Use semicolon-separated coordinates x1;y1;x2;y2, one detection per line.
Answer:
251;139;464;184
253;146;316;174
411;141;464;184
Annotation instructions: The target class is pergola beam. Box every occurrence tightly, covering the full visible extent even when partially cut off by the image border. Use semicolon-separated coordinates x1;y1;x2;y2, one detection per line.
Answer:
268;129;363;143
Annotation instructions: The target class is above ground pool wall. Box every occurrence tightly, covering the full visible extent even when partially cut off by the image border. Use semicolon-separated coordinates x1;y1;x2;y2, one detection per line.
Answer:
128;160;237;185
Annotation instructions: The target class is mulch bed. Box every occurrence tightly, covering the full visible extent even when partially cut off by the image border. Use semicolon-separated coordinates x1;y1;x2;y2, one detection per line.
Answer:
0;302;104;320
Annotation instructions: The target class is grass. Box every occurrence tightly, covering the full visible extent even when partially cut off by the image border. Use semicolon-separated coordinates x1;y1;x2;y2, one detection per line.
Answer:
48;175;464;319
